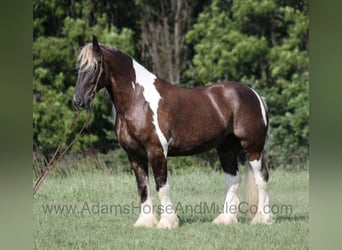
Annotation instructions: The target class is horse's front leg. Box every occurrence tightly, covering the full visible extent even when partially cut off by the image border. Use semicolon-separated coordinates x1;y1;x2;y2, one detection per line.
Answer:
149;151;179;229
130;158;159;227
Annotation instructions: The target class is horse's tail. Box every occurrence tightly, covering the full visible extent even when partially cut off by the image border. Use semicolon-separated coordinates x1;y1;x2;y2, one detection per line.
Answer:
260;96;268;114
246;164;258;217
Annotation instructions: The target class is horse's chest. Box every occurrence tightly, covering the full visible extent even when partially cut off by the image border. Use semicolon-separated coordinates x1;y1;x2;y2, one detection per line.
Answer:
115;117;153;154
115;121;133;149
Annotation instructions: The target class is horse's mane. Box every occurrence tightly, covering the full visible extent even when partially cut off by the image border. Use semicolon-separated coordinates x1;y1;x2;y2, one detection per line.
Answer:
77;43;120;75
77;44;98;75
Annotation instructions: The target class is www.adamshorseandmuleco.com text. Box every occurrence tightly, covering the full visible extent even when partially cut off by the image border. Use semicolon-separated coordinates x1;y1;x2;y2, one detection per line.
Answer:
40;201;293;216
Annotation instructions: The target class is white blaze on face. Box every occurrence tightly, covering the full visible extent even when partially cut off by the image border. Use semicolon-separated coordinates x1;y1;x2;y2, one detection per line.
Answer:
250;88;267;126
132;60;169;157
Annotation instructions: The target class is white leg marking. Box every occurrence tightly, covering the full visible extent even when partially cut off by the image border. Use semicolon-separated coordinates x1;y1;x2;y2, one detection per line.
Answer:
250;88;267;126
133;60;169;157
249;159;274;224
213;172;240;224
157;181;179;229
133;177;159;227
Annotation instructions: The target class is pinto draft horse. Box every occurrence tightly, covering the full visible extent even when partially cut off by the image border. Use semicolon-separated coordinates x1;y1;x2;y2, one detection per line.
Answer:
72;36;275;229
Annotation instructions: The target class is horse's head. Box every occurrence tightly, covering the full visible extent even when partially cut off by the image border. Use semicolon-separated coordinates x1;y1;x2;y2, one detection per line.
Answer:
73;35;105;110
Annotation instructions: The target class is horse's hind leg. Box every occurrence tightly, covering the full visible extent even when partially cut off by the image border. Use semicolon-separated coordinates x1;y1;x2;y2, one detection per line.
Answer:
213;136;241;224
246;151;275;224
130;157;159;227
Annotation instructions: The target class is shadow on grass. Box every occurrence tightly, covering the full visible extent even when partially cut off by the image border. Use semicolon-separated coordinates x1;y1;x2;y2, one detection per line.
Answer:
178;213;308;226
275;214;308;222
178;213;215;225
178;214;252;225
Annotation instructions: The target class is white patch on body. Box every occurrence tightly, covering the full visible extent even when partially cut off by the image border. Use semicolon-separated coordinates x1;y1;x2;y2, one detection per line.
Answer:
132;60;169;157
213;172;240;224
207;93;226;127
249;158;274;224
250;88;267;126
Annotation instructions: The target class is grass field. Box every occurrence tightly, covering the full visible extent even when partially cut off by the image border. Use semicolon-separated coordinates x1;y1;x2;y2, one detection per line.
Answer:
33;167;308;249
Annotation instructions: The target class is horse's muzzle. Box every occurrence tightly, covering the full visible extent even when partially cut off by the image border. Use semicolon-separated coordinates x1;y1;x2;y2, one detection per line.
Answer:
72;94;94;110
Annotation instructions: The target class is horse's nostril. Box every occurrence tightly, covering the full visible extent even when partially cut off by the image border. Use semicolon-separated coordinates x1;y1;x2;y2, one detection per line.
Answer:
72;95;84;109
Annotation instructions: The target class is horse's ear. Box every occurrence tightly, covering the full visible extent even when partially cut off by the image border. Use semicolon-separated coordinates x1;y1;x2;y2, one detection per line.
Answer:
92;35;102;58
78;36;85;47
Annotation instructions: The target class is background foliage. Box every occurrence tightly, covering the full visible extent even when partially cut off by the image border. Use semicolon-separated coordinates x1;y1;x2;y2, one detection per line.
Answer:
33;0;308;170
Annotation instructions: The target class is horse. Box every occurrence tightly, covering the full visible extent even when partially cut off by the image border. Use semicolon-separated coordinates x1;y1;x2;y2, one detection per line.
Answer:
72;35;275;228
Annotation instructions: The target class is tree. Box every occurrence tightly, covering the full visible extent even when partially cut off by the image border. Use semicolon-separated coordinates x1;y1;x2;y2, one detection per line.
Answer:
33;0;135;156
136;0;209;84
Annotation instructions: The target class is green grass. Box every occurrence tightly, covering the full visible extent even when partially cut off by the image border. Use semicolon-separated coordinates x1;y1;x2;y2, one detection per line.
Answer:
33;168;308;249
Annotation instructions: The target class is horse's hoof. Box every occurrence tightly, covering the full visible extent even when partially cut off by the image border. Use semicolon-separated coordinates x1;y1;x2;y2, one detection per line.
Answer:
251;212;275;224
213;213;238;224
156;214;179;229
133;214;159;228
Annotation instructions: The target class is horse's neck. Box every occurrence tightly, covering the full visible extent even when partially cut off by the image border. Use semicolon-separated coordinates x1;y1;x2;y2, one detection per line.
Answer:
106;79;134;116
109;59;161;115
105;53;173;121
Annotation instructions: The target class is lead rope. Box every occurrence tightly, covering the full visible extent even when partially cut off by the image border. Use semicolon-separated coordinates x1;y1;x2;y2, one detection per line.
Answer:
33;109;94;195
33;57;103;196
